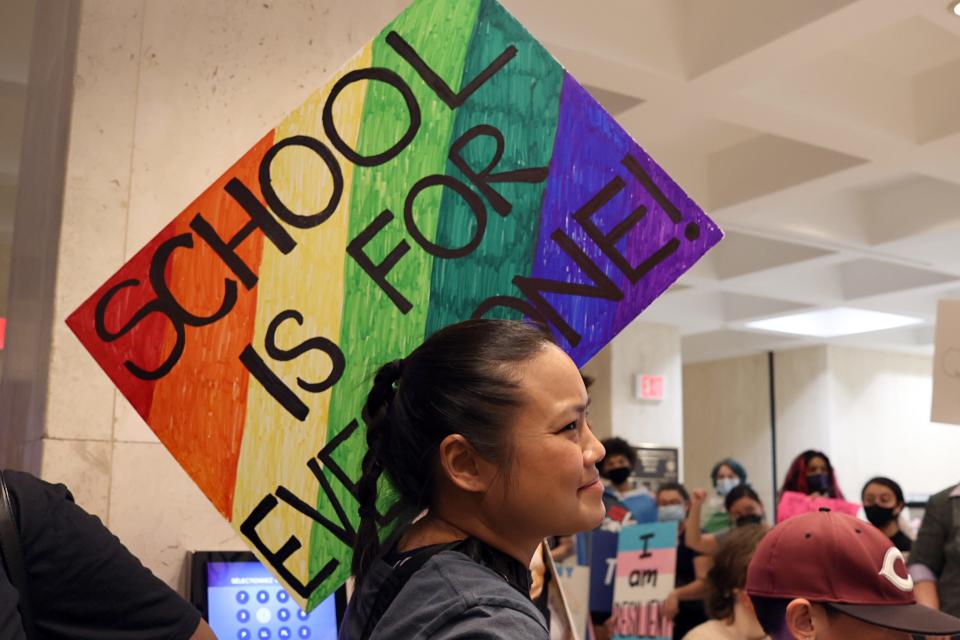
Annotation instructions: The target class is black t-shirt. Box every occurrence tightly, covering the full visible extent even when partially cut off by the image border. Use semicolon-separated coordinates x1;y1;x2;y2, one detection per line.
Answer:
0;470;201;640
673;540;707;640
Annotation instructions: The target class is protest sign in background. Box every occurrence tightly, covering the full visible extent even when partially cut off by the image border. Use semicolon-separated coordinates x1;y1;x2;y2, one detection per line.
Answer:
612;522;677;640
67;0;721;610
589;530;620;618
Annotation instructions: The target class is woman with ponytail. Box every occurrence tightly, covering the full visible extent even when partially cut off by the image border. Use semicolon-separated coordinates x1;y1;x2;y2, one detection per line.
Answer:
340;319;607;640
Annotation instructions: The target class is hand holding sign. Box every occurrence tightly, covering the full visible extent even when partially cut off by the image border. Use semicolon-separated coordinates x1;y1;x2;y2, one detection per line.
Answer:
67;0;721;610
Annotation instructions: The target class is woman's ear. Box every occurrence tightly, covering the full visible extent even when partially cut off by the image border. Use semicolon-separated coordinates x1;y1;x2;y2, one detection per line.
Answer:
785;598;815;638
437;434;495;493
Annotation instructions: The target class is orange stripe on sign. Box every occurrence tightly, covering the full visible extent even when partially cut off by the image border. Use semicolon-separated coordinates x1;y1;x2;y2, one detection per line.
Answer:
148;131;276;518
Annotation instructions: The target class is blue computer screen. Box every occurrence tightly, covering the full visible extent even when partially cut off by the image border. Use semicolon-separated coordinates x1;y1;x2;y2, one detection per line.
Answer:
206;561;337;640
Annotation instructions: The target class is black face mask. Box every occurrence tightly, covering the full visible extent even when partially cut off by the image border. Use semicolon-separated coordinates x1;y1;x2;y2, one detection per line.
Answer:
736;514;764;528
806;473;829;493
606;467;631;485
865;505;897;528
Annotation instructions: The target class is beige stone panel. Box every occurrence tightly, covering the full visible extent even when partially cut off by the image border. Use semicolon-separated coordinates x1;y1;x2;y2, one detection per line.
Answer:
113;393;160;443
109;441;242;593
38;437;112;521
125;0;406;258
47;0;145;440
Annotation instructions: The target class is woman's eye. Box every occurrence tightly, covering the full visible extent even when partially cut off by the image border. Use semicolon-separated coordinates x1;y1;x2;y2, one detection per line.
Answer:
560;421;577;433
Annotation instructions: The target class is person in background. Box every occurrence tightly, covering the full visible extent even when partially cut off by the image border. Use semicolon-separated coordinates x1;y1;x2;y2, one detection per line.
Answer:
747;510;960;639
908;481;960;621
597;437;657;524
861;477;912;554
700;459;749;534
686;485;768;556
0;469;217;640
658;482;711;640
683;524;770;640
779;449;844;499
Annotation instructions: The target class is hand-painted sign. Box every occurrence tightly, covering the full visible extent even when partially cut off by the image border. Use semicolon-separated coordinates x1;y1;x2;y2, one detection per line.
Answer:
612;522;677;640
67;0;721;610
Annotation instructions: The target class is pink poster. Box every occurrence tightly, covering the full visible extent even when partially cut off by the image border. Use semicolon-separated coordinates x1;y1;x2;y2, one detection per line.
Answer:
777;491;860;523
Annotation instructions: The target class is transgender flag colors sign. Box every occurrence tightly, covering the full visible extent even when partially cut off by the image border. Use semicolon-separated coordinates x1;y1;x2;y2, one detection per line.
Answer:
67;0;721;610
612;522;678;640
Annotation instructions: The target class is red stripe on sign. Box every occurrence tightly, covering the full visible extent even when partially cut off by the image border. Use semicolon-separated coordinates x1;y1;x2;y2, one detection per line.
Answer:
148;130;277;518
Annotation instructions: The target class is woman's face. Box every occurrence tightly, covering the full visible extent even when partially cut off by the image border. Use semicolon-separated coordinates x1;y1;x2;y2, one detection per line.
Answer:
484;344;606;541
806;455;829;476
728;496;764;522
715;464;737;482
862;483;900;511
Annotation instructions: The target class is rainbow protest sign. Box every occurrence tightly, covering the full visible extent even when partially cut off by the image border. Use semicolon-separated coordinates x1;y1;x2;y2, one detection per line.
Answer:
612;522;678;640
67;0;721;609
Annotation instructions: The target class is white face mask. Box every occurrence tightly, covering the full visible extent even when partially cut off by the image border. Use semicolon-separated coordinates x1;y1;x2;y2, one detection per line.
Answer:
716;477;740;497
658;504;686;522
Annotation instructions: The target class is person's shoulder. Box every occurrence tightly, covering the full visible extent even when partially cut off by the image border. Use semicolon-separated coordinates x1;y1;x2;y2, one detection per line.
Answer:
2;469;69;500
927;485;960;508
377;551;547;639
682;619;725;639
420;550;534;604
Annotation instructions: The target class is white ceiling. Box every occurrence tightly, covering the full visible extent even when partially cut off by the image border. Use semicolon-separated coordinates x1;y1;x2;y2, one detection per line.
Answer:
505;0;960;363
2;0;959;362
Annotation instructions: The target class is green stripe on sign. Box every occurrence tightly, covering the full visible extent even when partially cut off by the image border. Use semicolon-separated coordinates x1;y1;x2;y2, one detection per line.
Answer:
425;0;564;334
308;0;482;609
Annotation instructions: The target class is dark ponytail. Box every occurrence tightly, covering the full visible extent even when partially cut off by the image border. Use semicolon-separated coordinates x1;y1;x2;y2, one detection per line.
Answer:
353;359;403;580
351;319;555;581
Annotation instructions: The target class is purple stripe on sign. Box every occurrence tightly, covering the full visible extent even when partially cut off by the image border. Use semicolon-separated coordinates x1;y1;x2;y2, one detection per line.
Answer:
529;74;721;365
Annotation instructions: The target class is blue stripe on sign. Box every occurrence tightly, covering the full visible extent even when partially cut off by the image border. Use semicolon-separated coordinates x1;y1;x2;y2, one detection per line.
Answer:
616;521;678;553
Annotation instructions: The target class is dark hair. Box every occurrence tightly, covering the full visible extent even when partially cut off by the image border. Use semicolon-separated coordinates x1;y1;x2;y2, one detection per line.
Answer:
352;319;556;580
710;458;747;486
598;437;635;472
724;484;762;512
750;596;789;636
779;449;844;500
706;525;767;621
861;476;905;505
657;482;689;502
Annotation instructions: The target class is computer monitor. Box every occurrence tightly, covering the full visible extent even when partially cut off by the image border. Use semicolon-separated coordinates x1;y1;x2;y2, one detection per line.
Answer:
190;551;345;640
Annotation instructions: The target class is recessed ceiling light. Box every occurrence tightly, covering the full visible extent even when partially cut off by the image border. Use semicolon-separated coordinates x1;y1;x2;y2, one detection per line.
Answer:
744;307;923;338
952;1;960;16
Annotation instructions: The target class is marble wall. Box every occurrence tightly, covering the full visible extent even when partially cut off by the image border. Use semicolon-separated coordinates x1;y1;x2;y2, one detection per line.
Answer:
4;0;411;593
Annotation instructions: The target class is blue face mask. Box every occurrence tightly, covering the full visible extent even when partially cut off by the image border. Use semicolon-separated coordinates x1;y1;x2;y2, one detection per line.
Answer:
716;477;740;497
658;504;686;522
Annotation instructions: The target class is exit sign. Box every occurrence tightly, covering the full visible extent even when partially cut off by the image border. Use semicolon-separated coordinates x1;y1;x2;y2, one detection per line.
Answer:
634;374;664;401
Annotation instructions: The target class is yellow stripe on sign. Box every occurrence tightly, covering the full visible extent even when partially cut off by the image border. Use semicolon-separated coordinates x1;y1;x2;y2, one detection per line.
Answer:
231;44;373;587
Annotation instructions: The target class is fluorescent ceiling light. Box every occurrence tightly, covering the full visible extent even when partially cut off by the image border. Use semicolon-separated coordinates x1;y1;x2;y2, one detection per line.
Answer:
953;1;960;17
744;307;923;338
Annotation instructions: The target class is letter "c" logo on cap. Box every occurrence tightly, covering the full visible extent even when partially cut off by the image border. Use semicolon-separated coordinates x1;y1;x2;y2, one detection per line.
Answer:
879;547;914;592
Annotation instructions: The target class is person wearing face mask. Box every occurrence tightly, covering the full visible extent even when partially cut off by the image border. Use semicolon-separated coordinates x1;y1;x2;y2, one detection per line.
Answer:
597;437;658;524
683;525;770;640
861;477;912;554
779;450;844;500
686;485;769;556
658;483;712;639
701;459;749;535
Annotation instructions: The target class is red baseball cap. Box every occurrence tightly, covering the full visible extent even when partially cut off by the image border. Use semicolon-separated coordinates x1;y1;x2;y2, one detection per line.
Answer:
746;510;960;635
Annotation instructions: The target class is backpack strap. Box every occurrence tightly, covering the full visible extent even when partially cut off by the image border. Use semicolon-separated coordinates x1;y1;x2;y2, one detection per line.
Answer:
357;539;463;640
0;471;38;639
